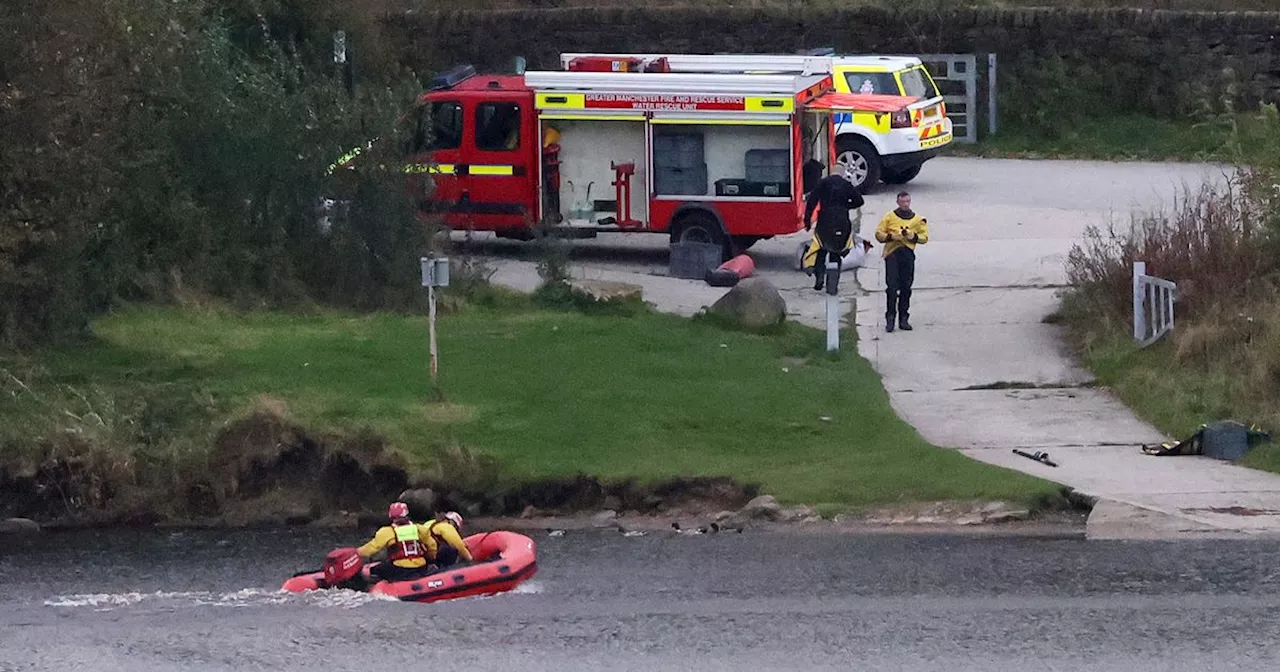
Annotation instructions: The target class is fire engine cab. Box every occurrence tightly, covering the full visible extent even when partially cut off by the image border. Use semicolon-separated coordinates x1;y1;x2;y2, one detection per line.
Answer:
407;54;916;259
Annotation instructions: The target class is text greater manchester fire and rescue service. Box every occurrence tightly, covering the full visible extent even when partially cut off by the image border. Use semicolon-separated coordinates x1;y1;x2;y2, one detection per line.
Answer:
583;93;747;111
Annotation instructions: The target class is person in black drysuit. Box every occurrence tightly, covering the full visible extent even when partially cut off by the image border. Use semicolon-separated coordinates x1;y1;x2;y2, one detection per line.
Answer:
803;166;865;293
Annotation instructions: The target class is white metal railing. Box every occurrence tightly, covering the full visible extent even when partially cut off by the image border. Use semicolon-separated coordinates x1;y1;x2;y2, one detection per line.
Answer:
1132;261;1177;347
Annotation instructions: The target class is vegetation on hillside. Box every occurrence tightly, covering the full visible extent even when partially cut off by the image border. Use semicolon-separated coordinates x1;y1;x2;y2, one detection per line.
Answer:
369;0;1280;12
0;0;428;349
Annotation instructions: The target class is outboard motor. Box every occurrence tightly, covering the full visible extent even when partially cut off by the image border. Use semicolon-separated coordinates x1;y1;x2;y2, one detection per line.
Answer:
322;547;364;588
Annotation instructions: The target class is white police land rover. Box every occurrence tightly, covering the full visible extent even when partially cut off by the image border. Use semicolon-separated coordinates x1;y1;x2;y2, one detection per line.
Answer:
830;55;953;192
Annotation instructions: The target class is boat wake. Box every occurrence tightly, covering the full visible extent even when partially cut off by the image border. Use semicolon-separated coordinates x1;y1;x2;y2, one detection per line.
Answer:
44;588;399;611
511;581;544;594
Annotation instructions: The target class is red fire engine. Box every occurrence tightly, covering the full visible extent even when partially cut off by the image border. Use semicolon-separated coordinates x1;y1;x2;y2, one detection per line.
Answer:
402;54;915;259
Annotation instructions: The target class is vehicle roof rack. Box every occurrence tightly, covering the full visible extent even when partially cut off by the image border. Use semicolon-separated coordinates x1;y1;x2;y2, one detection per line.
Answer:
525;70;828;95
559;53;834;77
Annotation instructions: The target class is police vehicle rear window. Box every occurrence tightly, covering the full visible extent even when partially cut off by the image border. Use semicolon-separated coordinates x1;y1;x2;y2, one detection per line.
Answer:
844;72;898;96
898;67;940;99
844;68;940;99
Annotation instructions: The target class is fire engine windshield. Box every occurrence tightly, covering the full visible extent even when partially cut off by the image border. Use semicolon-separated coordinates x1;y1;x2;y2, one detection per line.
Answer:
410;101;463;153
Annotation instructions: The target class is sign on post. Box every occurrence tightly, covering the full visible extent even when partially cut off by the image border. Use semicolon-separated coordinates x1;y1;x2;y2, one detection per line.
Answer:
421;257;450;386
421;257;450;288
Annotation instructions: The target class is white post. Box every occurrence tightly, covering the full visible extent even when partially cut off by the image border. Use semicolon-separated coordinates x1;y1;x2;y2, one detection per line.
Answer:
987;53;998;136
1132;261;1146;342
428;283;439;383
825;260;840;351
422;256;449;390
1153;286;1161;335
826;295;840;351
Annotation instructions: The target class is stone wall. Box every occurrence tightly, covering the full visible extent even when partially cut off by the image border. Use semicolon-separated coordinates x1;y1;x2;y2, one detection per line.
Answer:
385;6;1280;129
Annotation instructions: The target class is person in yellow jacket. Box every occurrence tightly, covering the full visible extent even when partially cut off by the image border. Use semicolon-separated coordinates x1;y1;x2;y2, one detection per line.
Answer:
874;191;930;332
358;502;440;582
424;511;474;569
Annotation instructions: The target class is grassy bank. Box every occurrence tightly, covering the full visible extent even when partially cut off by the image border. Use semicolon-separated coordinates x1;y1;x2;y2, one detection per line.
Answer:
0;297;1056;520
949;115;1245;163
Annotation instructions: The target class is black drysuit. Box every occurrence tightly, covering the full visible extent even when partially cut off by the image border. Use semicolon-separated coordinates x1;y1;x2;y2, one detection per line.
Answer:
804;174;865;287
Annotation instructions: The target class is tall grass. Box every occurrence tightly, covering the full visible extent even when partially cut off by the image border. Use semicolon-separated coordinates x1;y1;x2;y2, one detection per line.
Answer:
1058;103;1280;445
1066;180;1272;322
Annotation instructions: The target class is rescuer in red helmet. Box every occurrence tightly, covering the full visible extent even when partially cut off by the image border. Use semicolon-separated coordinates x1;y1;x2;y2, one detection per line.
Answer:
356;502;440;583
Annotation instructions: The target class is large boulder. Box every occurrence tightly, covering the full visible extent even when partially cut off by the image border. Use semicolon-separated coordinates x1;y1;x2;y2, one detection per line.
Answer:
592;509;620;528
0;518;41;535
779;505;818;523
398;488;438;519
739;495;783;521
708;278;786;331
717;495;785;529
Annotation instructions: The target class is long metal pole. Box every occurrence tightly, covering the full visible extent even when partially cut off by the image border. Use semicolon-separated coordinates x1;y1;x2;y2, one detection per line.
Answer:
826;274;840;351
428;284;439;382
1132;261;1145;343
987;53;998;136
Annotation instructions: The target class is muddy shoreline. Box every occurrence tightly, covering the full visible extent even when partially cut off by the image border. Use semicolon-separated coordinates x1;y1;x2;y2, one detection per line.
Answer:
3;405;1094;536
13;498;1090;539
15;512;1088;538
469;511;1090;538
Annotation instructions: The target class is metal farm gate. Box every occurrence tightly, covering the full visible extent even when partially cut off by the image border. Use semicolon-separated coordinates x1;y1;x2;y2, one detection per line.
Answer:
916;53;997;144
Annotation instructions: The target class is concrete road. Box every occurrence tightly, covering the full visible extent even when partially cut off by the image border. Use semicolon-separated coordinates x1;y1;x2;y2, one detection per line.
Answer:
461;156;1280;539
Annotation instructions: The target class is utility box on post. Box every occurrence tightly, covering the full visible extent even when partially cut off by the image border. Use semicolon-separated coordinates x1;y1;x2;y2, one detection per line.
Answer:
421;257;450;288
420;256;449;389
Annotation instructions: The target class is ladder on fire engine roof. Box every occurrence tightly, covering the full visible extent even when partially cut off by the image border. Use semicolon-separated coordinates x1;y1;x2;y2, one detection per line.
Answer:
558;53;836;76
523;70;829;95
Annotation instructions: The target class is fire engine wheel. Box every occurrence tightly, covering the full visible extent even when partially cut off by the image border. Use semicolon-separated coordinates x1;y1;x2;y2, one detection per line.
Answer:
881;165;922;185
672;212;729;259
835;138;881;194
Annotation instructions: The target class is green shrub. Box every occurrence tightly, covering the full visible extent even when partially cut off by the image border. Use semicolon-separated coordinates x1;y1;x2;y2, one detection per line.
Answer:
0;0;428;349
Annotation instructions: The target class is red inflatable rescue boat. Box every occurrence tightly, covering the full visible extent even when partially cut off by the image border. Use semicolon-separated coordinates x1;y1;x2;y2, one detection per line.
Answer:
282;531;537;603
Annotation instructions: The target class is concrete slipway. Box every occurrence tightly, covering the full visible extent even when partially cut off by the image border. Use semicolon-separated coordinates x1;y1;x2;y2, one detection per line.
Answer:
473;157;1280;540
